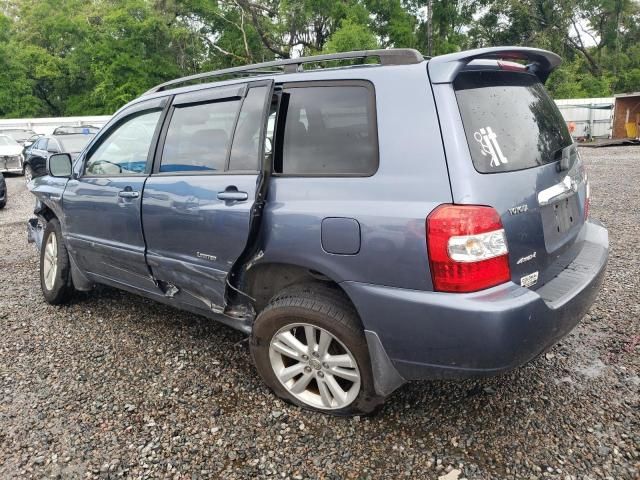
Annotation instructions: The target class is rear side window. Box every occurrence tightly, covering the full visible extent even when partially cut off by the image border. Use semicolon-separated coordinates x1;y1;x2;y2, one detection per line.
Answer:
160;99;240;173
35;138;48;150
455;71;572;173
277;83;378;175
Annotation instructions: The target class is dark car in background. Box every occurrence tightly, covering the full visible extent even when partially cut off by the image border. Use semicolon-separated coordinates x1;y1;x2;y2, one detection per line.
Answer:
22;133;43;154
24;132;95;182
0;172;6;209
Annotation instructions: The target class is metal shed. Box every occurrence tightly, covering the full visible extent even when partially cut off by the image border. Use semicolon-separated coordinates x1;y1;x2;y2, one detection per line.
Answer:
554;97;614;140
612;92;640;139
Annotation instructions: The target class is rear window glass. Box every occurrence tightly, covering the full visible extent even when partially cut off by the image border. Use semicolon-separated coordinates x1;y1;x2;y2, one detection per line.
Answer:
455;71;572;173
277;84;378;175
0;136;18;146
0;129;34;142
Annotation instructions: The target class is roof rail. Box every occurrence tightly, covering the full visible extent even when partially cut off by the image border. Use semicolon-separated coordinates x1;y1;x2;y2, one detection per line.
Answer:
428;46;562;84
143;48;424;95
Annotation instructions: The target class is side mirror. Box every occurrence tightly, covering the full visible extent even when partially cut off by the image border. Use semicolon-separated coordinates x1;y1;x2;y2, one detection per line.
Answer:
48;153;72;178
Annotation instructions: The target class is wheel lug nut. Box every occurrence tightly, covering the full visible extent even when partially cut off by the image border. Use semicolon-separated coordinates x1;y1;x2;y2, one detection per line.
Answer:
312;352;319;358
317;371;324;378
322;362;329;369
302;355;309;361
304;366;312;373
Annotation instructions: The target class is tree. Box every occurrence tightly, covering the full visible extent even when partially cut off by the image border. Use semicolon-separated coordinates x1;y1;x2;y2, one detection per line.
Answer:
1;0;640;116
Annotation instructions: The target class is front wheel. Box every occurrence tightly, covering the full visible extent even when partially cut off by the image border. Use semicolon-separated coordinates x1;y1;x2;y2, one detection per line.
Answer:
250;284;385;415
40;219;74;304
24;164;33;183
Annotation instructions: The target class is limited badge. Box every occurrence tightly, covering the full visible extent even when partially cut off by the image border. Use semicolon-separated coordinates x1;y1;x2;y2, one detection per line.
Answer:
473;126;508;168
520;271;539;288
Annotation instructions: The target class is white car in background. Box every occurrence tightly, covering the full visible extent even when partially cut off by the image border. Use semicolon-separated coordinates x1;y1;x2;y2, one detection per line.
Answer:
0;135;24;174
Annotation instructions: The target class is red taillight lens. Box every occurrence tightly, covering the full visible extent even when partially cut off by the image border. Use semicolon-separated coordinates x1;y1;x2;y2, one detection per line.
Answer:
427;204;511;293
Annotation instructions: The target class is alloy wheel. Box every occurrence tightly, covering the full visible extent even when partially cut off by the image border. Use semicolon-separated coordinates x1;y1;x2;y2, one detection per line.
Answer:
43;233;58;290
268;323;361;410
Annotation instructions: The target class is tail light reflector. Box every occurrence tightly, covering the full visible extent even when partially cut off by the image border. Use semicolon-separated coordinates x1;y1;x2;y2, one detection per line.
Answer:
427;205;511;292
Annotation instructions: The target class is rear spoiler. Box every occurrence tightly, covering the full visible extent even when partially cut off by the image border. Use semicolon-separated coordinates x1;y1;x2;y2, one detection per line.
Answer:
428;46;562;84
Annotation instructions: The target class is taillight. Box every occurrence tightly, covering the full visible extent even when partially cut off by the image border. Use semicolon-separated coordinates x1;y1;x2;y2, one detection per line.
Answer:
427;205;511;293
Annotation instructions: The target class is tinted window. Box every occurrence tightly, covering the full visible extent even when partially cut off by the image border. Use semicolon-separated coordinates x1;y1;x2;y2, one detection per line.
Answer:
36;138;48;150
455;71;572;173
85;110;161;175
47;139;60;153
228;87;268;171
278;85;378;175
160;99;240;173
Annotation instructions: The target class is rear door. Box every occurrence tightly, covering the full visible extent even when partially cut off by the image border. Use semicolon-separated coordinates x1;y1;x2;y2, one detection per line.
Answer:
142;80;274;312
432;65;588;290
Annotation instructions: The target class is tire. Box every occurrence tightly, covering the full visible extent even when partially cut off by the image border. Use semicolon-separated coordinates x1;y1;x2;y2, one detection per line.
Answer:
40;218;74;305
24;164;33;183
250;283;385;416
0;173;6;209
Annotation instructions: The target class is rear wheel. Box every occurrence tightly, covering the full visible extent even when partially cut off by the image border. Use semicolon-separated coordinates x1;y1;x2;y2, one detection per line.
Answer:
40;219;74;304
250;284;384;415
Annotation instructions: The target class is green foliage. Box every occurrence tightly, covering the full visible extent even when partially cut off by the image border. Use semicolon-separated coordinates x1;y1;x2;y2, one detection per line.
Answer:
323;19;379;53
0;0;639;116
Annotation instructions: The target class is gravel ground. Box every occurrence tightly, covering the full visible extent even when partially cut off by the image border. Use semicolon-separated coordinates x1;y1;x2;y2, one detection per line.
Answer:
0;147;638;479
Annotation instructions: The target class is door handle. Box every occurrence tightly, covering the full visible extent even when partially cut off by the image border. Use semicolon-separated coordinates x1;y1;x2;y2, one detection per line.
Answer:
217;189;248;201
118;190;140;199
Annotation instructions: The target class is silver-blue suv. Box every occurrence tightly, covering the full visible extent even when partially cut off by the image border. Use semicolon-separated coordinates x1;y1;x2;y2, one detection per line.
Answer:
27;47;608;415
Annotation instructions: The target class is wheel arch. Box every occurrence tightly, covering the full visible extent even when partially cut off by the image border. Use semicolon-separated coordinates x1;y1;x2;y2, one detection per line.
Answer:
244;261;357;317
34;203;93;292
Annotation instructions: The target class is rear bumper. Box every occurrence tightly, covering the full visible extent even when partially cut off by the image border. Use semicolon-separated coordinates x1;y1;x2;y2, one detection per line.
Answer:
342;220;608;391
1;155;24;173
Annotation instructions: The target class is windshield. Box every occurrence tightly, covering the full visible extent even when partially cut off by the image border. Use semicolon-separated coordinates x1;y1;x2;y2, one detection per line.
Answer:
454;71;572;173
0;135;19;147
57;134;95;153
0;129;35;142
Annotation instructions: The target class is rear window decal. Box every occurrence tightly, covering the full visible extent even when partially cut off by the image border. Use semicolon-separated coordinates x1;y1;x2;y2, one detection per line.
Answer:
473;126;508;168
